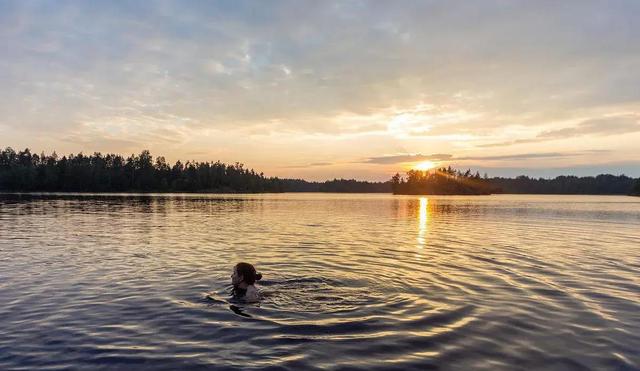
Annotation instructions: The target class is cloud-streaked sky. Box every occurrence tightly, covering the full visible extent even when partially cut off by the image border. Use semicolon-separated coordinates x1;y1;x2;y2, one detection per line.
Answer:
1;0;639;180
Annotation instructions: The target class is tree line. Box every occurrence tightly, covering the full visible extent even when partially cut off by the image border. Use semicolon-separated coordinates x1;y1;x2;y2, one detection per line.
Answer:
0;147;391;193
1;147;638;194
490;174;639;195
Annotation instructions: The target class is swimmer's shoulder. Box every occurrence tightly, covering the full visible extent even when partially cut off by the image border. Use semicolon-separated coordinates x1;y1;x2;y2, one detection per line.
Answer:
244;285;260;302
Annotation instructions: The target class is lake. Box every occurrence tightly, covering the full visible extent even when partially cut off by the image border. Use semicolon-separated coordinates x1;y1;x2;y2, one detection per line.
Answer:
0;193;638;370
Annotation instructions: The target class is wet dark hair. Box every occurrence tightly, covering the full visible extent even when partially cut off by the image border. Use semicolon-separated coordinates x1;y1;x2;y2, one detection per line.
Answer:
235;262;262;285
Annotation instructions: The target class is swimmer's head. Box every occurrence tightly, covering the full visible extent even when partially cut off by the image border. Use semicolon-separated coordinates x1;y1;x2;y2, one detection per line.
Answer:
231;262;262;287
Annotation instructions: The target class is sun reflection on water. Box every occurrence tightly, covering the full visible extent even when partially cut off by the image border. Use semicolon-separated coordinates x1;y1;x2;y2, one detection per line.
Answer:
417;197;429;248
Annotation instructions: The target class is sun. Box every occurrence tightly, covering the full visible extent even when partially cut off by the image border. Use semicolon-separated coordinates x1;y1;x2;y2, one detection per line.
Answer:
414;161;437;171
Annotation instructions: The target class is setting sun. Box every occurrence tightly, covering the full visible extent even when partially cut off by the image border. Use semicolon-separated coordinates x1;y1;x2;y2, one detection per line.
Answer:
414;161;437;171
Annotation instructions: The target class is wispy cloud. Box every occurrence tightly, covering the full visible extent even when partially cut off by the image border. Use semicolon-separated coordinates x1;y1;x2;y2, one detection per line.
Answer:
538;115;640;138
282;162;334;169
362;153;453;165
480;115;640;147
457;150;610;161
361;150;610;165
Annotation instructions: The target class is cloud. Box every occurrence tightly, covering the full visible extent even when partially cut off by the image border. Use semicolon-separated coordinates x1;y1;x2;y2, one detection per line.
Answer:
538;115;640;138
480;115;640;147
362;150;610;165
457;150;610;161
477;138;544;148
362;153;453;164
3;1;640;136
282;162;334;169
1;1;640;177
309;162;333;166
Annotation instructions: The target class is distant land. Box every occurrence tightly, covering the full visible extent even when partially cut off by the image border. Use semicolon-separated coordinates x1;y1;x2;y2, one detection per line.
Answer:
632;181;640;196
1;148;639;196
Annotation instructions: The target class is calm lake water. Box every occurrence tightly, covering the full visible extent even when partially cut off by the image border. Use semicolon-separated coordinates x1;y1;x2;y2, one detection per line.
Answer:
0;193;639;370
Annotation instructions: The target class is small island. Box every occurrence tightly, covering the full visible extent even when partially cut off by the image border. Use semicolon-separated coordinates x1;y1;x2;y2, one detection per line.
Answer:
391;167;498;195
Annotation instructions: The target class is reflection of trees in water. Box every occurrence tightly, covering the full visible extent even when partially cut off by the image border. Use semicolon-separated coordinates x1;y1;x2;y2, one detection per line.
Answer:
169;196;265;215
0;193;269;216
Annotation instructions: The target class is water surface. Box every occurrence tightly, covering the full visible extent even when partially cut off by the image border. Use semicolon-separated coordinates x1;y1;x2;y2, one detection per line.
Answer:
0;193;639;370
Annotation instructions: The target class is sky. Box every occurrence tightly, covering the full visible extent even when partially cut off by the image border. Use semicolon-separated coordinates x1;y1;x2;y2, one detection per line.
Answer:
1;0;639;181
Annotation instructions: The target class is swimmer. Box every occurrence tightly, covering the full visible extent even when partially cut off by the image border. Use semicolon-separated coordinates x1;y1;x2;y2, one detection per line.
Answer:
231;262;262;302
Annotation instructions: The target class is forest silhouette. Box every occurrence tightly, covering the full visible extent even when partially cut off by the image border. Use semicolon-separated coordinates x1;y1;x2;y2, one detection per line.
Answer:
1;148;638;195
0;148;388;193
391;167;497;195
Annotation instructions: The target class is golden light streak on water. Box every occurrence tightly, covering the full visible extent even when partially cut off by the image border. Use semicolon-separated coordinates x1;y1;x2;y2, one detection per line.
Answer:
417;197;429;248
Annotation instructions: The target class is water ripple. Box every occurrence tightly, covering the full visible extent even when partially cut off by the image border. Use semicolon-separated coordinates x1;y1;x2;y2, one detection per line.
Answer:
0;193;638;370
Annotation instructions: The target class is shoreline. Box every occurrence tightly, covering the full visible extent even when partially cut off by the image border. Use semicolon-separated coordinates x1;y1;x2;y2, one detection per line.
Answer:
1;191;638;197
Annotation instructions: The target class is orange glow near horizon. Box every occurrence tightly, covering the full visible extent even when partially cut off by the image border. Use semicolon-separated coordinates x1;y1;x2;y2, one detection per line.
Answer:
414;161;437;171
